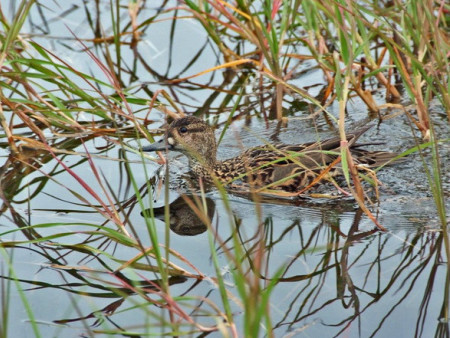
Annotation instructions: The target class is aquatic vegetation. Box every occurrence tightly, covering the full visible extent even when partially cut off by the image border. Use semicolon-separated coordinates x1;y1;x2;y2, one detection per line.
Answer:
0;0;448;336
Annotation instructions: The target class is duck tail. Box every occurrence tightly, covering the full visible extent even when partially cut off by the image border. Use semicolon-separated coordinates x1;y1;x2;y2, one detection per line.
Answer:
351;149;403;168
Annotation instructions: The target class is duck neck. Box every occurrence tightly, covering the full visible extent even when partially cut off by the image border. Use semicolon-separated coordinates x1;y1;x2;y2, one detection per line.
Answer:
188;154;217;175
184;136;218;177
190;158;217;179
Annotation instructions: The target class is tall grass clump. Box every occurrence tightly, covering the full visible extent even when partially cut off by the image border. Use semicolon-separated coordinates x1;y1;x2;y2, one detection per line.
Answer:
0;2;205;335
0;0;449;335
183;0;448;228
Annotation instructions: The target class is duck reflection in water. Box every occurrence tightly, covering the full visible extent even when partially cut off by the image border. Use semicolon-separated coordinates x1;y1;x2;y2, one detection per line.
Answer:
142;195;215;236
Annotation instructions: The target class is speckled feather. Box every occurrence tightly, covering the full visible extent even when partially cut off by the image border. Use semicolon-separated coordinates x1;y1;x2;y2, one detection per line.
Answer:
143;116;399;192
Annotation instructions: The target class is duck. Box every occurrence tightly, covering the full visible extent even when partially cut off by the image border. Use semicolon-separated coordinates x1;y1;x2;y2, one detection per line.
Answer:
142;116;399;194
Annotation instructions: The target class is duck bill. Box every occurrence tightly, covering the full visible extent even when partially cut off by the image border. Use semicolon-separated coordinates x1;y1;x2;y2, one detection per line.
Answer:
142;139;169;152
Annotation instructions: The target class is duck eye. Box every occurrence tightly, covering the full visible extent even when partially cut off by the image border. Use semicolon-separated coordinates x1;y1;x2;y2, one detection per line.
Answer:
179;126;188;133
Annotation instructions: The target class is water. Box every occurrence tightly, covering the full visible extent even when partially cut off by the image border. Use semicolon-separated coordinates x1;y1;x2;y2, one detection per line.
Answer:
0;1;448;337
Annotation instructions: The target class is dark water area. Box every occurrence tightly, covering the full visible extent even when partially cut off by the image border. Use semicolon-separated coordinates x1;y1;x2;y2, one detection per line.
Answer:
0;1;449;337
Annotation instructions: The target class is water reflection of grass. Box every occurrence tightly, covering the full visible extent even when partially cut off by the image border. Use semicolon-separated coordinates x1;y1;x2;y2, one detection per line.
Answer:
0;0;448;336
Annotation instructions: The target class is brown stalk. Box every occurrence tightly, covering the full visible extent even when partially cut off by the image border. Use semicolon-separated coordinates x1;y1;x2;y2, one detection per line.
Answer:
345;146;364;202
352;82;379;113
0;100;19;153
392;46;430;137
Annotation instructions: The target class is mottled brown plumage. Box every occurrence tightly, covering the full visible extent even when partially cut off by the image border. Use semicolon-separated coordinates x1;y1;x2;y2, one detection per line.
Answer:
143;116;399;192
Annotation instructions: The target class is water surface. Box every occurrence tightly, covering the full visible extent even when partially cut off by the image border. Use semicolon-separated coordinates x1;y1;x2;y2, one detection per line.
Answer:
0;1;448;337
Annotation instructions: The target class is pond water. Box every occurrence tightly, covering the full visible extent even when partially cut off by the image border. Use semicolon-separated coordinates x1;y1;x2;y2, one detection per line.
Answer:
0;1;449;337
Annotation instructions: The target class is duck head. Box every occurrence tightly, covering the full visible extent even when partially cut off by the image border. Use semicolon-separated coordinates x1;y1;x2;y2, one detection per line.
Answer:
143;116;217;168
